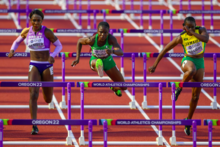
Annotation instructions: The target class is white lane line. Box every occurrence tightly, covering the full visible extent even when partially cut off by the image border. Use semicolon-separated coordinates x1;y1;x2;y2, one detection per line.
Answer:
53;95;79;147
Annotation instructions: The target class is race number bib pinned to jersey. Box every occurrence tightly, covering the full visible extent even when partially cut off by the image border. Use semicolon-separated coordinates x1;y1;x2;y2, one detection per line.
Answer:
92;49;108;58
186;42;203;55
28;37;45;49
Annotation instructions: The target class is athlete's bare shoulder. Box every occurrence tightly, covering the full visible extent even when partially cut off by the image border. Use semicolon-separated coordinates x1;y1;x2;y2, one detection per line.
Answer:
80;34;96;45
108;34;118;44
20;27;30;38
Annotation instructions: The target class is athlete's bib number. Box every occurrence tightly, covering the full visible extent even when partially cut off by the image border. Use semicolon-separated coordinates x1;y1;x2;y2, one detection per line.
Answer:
28;38;44;49
92;49;108;57
186;42;203;55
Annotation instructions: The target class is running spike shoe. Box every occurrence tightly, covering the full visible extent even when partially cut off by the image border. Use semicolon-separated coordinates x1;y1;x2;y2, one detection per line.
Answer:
110;87;122;97
184;118;191;136
31;125;39;135
175;87;182;101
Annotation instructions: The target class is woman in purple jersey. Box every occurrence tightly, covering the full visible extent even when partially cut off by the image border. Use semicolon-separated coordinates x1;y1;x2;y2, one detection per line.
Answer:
8;9;62;135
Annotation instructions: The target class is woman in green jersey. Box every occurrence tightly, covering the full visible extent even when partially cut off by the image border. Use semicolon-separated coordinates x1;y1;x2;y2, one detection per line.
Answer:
148;16;209;136
71;22;127;96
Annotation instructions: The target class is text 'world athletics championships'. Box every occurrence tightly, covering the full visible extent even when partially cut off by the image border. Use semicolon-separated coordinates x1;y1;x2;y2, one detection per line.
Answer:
93;83;150;87
116;120;182;125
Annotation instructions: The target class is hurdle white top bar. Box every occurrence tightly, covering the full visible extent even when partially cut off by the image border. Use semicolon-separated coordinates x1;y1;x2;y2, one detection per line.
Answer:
0;76;219;80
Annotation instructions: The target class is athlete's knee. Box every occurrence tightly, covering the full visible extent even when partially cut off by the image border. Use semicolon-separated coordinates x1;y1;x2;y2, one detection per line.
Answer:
188;68;196;77
44;97;52;103
191;95;199;102
30;90;39;101
43;93;53;103
121;87;127;90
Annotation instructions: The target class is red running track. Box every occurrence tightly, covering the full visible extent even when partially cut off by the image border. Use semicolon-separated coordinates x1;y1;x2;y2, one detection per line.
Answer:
0;0;220;146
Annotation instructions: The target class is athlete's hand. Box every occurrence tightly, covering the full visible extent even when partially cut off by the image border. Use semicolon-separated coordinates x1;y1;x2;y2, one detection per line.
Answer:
183;26;193;34
48;56;55;64
105;49;113;55
148;66;156;73
8;50;15;58
71;59;79;67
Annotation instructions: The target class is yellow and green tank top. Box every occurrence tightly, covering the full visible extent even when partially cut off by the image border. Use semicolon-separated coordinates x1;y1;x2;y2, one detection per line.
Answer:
181;26;206;55
90;34;113;58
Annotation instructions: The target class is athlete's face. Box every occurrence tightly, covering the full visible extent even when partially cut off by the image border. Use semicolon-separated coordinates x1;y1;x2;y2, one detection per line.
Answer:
184;21;196;35
31;14;43;31
97;26;109;41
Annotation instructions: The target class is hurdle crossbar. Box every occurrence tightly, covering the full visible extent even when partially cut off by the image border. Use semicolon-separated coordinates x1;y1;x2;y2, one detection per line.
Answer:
0;76;220;80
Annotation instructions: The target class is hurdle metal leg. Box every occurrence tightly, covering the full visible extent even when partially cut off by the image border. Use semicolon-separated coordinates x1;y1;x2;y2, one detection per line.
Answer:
142;53;148;109
60;54;67;109
211;54;218;109
170;83;176;145
79;84;85;145
129;53;136;109
193;121;197;147
209;121;212;147
120;31;125;77
103;121;107;147
156;83;163;145
88;120;93;147
66;83;72;145
0;120;3;147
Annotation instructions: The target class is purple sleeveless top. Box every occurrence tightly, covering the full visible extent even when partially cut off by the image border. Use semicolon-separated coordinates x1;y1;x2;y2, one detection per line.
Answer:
26;26;50;51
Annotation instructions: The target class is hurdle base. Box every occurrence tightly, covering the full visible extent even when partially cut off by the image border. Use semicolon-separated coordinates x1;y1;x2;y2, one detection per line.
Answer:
105;0;110;5
156;136;163;145
211;101;218;109
7;14;11;20
59;101;67;109
169;136;176;145
169;49;174;53
64;14;68;20
120;14;125;20
79;136;85;145
66;136;72;145
177;14;183;20
130;13;135;19
142;101;149;109
129;101;136;109
48;102;54;109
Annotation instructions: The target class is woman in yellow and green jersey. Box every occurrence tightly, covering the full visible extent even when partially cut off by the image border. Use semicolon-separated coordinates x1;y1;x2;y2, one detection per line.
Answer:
71;22;127;97
148;16;209;136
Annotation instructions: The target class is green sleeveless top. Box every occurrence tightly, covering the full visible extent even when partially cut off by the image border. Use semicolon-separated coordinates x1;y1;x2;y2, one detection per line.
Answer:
91;34;113;58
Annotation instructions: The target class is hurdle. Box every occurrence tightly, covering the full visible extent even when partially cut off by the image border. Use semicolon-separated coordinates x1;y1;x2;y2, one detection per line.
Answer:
168;82;220;146
204;119;220;147
0;118;97;146
98;119;201;146
77;82;166;145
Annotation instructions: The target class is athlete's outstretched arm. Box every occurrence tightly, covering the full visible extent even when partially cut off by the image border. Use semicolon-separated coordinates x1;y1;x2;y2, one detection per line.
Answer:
71;36;94;66
107;35;123;56
8;28;29;58
148;35;182;73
